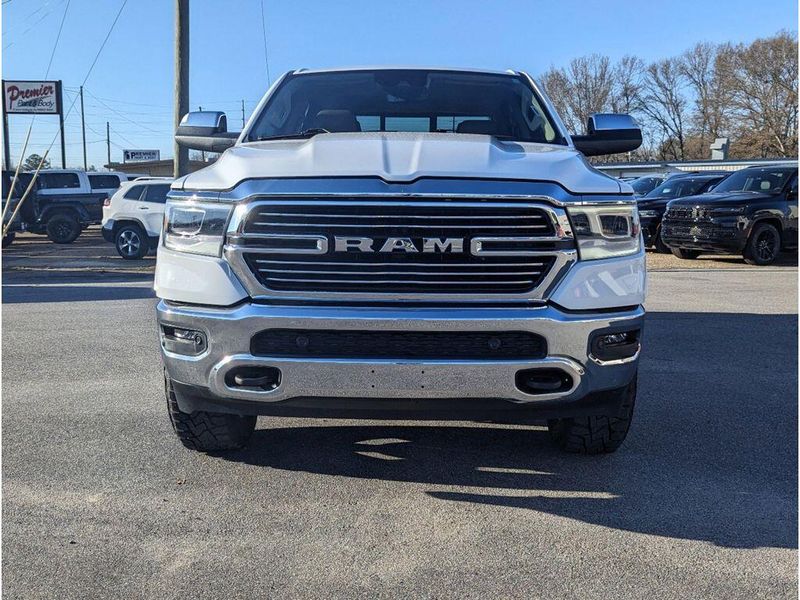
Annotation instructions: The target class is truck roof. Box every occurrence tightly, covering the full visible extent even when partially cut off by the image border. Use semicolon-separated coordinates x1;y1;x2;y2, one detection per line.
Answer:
292;66;519;76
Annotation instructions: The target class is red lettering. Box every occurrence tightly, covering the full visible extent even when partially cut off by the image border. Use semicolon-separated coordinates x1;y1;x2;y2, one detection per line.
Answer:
6;84;54;104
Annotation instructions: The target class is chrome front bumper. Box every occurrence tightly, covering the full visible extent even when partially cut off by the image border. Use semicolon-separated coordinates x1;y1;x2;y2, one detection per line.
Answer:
157;300;642;410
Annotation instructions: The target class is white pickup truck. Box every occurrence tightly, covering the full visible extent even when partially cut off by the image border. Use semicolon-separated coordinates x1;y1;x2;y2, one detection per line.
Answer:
156;67;645;454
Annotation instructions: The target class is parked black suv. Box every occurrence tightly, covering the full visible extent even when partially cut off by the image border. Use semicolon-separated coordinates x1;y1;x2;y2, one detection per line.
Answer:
638;172;728;252
0;169;108;244
661;165;798;265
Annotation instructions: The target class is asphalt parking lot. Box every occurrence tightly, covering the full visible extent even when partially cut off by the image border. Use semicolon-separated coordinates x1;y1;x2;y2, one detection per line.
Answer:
2;229;797;599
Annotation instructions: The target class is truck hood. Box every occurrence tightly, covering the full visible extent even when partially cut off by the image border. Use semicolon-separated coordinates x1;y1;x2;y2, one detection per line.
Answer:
176;132;623;194
668;190;776;208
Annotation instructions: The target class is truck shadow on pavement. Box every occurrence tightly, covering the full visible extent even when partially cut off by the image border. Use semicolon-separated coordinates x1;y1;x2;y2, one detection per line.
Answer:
225;311;797;550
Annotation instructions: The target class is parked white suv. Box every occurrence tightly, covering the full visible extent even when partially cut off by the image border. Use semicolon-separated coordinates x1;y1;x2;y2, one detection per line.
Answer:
102;178;172;259
158;67;645;454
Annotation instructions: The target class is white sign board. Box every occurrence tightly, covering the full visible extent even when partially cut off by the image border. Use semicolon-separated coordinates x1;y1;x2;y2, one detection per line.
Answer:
3;80;60;114
123;149;160;163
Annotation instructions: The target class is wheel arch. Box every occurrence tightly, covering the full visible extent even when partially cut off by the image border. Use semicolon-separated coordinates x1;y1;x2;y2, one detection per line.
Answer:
749;216;783;239
111;218;148;235
39;205;83;224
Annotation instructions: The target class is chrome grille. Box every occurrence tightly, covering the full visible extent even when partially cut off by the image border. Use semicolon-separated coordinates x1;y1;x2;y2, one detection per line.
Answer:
226;199;575;299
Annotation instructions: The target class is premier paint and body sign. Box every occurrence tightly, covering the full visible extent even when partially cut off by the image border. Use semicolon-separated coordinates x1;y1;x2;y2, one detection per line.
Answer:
123;149;160;162
2;80;62;114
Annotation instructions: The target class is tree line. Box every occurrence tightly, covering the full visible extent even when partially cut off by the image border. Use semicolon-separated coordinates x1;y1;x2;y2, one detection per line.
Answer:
539;31;798;162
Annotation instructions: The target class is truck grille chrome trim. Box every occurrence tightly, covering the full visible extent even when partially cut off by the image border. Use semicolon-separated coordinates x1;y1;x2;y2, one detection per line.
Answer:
225;198;577;302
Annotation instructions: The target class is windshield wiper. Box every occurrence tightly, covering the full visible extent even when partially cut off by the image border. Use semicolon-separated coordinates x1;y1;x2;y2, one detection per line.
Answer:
251;128;330;142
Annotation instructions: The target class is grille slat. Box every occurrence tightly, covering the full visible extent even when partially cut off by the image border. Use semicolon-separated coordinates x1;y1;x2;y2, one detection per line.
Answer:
253;259;545;267
235;200;563;295
255;212;546;220
252;222;550;229
261;269;542;276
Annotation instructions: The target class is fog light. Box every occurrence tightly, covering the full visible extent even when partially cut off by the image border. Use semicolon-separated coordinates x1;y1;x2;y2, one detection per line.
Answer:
590;329;641;362
161;326;207;355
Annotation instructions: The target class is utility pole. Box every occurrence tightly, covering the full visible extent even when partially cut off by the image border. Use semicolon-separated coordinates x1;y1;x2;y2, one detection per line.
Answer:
57;80;66;168
106;121;111;167
80;86;87;170
174;0;189;177
199;105;204;162
2;80;10;169
241;99;245;129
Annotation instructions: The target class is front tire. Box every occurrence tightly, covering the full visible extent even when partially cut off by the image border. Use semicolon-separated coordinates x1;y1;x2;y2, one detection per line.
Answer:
46;213;81;244
671;247;701;260
548;376;637;454
744;222;781;266
115;224;148;260
165;371;257;452
654;227;671;253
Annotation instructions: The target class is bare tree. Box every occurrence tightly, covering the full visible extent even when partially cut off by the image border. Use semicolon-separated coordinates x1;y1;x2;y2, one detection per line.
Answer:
611;55;645;114
539;31;797;162
540;55;614;133
639;58;690;159
716;31;798;157
681;42;730;153
539;68;575;130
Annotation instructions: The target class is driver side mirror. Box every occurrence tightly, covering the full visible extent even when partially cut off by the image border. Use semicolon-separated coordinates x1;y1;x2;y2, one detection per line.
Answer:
571;113;642;157
175;111;239;153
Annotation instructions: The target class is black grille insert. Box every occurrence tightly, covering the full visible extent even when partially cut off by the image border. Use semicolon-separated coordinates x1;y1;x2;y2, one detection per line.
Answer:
251;329;547;360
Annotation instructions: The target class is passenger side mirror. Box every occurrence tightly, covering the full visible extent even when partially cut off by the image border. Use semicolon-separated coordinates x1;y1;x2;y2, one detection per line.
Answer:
175;111;239;153
571;113;643;157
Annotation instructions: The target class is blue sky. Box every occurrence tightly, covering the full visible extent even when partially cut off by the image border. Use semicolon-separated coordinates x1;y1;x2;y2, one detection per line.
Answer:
2;0;797;168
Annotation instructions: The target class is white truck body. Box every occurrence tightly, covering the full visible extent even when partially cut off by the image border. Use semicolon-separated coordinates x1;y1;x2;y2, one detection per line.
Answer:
155;67;646;454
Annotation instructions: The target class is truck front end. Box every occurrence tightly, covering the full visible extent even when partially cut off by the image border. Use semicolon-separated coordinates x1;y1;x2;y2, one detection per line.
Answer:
156;68;646;454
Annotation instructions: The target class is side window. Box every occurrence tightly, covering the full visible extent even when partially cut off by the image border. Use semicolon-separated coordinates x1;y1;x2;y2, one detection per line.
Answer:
355;116;380;131
142;184;170;204
38;173;80;189
385;117;431;132
88;174;122;190
123;185;145;200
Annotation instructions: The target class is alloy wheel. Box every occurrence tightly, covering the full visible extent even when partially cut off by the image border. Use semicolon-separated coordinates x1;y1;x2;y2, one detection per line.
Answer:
118;230;141;257
756;229;778;262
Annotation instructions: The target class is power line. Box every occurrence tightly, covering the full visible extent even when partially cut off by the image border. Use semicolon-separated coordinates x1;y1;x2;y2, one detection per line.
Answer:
77;0;129;89
83;87;165;134
44;0;71;78
259;0;271;86
32;0;129;169
3;0;67;50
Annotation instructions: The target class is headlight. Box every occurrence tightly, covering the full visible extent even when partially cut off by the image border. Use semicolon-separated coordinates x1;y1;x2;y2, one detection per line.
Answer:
638;209;659;218
567;204;641;260
163;201;232;257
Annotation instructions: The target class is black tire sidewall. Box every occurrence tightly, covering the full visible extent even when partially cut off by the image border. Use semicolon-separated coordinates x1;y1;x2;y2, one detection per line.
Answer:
671;247;700;260
46;214;81;244
744;223;781;266
115;224;148;260
655;227;670;253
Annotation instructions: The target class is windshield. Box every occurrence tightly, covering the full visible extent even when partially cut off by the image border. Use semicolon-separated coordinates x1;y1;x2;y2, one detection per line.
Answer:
631;177;662;195
644;177;714;199
247;69;565;144
710;166;796;194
